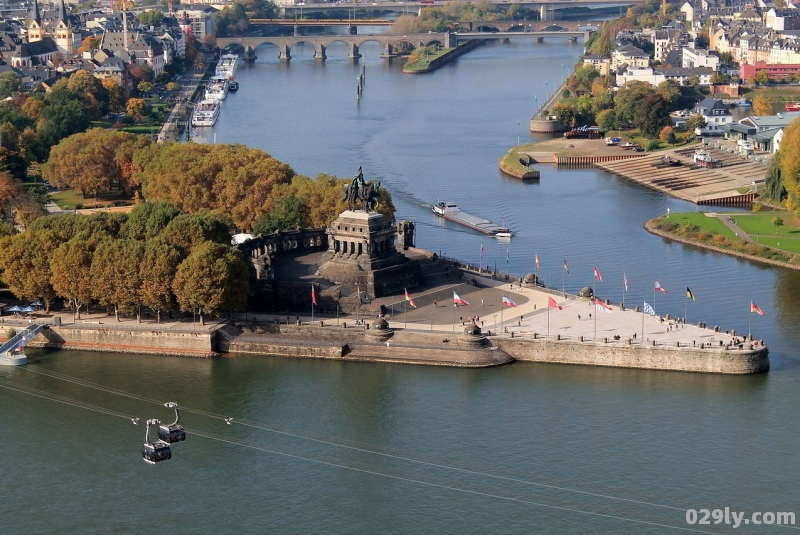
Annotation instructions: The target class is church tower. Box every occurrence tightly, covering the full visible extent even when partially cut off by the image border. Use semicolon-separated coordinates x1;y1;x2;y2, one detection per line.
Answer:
54;0;80;56
27;0;45;43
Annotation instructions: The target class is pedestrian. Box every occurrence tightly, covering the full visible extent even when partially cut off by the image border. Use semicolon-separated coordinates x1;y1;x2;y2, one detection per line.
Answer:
518;320;521;327
481;321;484;327
434;300;437;308
481;299;484;307
578;314;581;321
589;313;592;320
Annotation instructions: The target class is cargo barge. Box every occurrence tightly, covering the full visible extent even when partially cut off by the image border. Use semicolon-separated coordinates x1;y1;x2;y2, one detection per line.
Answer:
432;201;512;237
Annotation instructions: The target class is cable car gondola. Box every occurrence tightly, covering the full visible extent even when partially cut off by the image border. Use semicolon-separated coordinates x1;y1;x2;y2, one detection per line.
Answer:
142;419;171;464
158;402;186;444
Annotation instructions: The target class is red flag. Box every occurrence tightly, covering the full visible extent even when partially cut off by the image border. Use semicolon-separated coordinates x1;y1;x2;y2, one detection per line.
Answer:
594;266;602;282
453;291;469;306
623;273;628;292
750;301;764;316
480;243;484;259
502;295;517;307
311;286;317;306
548;296;563;310
655;280;667;294
595;298;613;313
535;254;540;270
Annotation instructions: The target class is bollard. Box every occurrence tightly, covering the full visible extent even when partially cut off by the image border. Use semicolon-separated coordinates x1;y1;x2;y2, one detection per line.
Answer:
603;337;608;343
731;329;736;336
580;335;584;342
343;322;347;328
676;341;680;347
635;306;640;312
511;331;514;338
296;320;301;326
626;338;631;345
53;316;62;326
319;321;324;327
652;340;656;346
557;334;561;341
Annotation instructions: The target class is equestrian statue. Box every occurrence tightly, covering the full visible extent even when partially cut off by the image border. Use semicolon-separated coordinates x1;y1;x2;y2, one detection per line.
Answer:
342;166;381;212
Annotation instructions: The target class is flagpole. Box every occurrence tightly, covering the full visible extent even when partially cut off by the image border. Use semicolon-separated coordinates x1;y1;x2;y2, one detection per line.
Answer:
547;299;550;339
653;282;657;317
404;300;407;329
501;295;504;333
641;302;645;342
684;294;687;325
311;284;314;325
748;304;751;339
594;299;597;341
452;298;455;332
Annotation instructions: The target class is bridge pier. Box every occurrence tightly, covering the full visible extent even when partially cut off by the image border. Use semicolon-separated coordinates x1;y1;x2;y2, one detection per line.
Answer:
349;43;362;59
315;44;326;60
279;44;291;61
379;42;397;59
569;36;577;43
535;37;543;43
243;45;257;62
348;24;357;35
293;24;300;37
539;4;549;22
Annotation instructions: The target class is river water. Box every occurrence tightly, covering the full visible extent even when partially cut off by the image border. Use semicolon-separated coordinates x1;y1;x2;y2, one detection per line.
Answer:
1;39;798;534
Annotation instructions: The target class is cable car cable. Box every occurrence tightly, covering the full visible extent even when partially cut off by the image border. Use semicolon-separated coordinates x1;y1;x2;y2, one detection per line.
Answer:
186;428;721;535
16;364;687;513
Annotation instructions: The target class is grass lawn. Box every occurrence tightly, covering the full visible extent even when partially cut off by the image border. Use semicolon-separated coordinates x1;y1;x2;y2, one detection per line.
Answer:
50;189;134;210
730;211;800;238
500;143;538;176
666;211;738;238
741;85;800;100
752;236;800;254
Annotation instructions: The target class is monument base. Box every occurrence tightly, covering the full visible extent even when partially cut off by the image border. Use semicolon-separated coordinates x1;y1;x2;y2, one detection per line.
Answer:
317;210;420;297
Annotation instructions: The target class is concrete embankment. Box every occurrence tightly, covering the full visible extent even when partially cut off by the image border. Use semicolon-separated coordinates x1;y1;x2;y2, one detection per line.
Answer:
495;337;769;375
16;321;217;358
403;40;484;74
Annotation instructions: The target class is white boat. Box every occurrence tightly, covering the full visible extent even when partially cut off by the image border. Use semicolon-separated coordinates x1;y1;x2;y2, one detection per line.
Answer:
605;137;621;145
693;149;722;168
192;100;221;127
432;201;512;237
204;76;229;100
216;54;239;80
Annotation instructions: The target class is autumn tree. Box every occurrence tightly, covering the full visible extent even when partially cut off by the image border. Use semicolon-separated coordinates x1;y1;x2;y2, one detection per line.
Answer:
137;81;154;96
90;239;145;321
77;35;102;54
102;78;126;114
172;241;249;324
752;95;772;116
140;239;182;323
21;97;45;120
756;69;770;85
0;233;58;310
656;79;681;106
126;98;151;122
659;125;676;145
777;118;800;214
50;238;95;320
133;143;295;230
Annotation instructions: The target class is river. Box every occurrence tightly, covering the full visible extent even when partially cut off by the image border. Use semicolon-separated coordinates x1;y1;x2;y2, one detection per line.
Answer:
1;38;798;534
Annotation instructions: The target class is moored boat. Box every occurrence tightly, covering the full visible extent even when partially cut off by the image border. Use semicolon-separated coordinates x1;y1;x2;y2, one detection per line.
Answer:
204;76;229;100
216;54;239;80
605;137;622;145
786;102;800;112
192;100;221;127
229;80;239;91
432;201;512;237
693;149;722;168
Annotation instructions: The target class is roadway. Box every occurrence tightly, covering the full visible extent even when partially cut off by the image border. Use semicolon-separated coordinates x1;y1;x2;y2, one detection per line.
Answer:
281;0;642;12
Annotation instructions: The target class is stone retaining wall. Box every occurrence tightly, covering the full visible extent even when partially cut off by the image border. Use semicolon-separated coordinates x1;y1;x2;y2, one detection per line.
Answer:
495;337;769;374
28;325;217;358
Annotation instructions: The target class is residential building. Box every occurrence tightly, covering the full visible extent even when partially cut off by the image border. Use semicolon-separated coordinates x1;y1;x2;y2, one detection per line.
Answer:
691;97;733;136
611;44;649;70
765;9;800;32
683;47;720;69
583;54;611;76
740;61;800;80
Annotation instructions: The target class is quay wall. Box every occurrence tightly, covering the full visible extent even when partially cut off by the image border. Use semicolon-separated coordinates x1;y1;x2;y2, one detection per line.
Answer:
403;39;484;74
495;337;769;374
26;324;217;358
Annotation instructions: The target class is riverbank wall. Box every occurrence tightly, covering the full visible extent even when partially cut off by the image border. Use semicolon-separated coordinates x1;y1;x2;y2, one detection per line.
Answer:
15;321;218;358
495;336;769;374
403;40;485;74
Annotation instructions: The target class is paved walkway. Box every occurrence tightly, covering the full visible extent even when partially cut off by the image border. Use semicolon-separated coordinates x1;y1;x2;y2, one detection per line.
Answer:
715;213;754;243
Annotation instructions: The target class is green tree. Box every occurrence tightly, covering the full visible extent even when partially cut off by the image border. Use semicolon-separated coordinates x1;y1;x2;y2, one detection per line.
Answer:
634;92;671;138
659;125;675;144
122;200;181;240
614;81;654;126
90;239;145;321
772;216;784;232
138;9;164;27
137;81;154;96
50;238;95;320
764;152;787;202
685;113;707;134
140;239;182;323
589;22;614;55
0;72;21;99
252;195;306;235
163;212;232;254
756;69;770;85
552;102;578;128
596;109;617;131
38;85;91;149
656;79;681;106
166;81;180;95
172;241;249;324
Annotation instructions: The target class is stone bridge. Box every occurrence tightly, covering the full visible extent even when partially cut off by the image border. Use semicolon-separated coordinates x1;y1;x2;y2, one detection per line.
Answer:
218;32;456;60
218;28;588;61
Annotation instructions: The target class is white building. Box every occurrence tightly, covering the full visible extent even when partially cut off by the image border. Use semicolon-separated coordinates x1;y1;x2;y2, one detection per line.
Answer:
691;97;733;136
682;47;720;69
